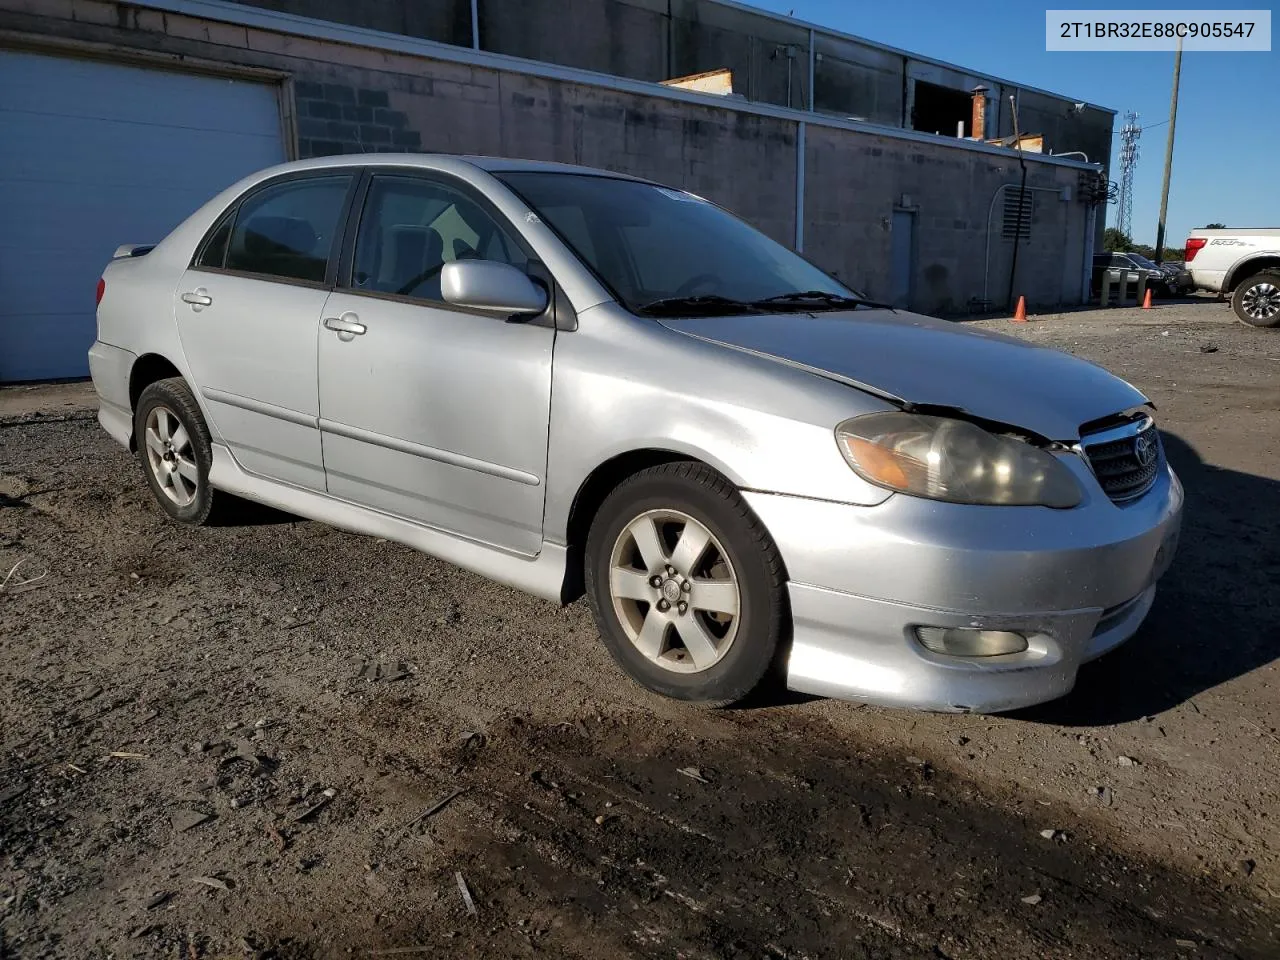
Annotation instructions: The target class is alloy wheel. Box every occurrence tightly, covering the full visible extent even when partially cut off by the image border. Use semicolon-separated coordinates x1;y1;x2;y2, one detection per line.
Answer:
143;404;199;507
1242;282;1280;322
608;509;740;674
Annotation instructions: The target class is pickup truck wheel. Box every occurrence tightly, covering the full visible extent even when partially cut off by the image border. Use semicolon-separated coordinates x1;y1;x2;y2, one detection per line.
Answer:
1232;272;1280;327
584;462;786;706
134;377;219;525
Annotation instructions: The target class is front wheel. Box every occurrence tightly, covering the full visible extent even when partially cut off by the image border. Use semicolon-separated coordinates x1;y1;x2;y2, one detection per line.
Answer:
1232;271;1280;328
584;462;787;705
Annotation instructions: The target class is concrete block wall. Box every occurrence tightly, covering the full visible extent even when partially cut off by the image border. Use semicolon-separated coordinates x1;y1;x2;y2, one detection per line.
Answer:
804;125;1086;311
287;60;798;246
222;0;1111;165
293;80;420;155
0;0;1092;312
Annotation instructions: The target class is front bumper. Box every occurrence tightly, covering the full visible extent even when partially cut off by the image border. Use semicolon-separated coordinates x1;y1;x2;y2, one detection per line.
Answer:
745;461;1183;713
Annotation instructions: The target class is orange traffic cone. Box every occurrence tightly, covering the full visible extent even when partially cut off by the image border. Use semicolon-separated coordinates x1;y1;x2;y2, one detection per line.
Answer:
1142;287;1153;310
1012;296;1027;322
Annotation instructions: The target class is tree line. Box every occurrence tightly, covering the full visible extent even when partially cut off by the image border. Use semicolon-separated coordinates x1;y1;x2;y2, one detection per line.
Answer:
1103;223;1226;262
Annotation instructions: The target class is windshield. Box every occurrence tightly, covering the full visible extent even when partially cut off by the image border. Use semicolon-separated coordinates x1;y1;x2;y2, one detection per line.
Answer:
1128;254;1159;269
496;171;866;315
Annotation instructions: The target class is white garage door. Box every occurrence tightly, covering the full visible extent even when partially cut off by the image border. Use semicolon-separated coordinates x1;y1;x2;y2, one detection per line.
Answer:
0;51;288;381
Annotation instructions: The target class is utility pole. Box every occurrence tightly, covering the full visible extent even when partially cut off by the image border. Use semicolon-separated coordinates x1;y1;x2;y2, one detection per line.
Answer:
1154;36;1182;262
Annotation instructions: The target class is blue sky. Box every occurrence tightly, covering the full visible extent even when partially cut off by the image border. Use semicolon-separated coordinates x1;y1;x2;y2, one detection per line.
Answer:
753;0;1278;245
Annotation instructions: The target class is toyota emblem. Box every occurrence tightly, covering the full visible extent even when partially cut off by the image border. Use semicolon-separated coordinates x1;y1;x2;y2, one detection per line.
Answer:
1134;432;1157;468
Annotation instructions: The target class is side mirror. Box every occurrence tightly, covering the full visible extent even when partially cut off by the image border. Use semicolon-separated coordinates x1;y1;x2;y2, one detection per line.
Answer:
440;260;548;318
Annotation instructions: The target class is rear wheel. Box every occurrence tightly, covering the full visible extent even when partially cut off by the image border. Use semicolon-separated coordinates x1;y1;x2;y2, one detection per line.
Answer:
584;462;786;705
1232;271;1280;327
134;377;219;525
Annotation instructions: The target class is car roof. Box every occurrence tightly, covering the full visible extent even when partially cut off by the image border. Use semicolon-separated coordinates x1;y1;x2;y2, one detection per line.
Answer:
252;152;652;183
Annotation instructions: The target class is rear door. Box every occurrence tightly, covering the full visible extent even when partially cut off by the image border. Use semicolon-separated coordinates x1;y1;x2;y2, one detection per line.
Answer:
316;171;555;554
175;172;356;490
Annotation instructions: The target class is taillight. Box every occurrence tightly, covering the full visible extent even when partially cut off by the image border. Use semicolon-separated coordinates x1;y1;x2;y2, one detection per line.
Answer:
1185;237;1207;262
95;277;105;306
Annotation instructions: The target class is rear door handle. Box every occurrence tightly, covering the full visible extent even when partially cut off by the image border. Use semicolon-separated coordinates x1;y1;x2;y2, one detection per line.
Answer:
324;313;366;341
181;289;212;308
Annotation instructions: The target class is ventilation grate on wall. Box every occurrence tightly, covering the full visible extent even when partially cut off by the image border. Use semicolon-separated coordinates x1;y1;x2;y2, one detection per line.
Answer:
1001;188;1034;240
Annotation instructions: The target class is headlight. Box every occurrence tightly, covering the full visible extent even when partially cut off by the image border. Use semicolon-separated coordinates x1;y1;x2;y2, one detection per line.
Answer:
835;412;1083;508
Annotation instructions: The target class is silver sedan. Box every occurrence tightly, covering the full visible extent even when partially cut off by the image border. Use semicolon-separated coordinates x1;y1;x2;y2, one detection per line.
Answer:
88;155;1183;712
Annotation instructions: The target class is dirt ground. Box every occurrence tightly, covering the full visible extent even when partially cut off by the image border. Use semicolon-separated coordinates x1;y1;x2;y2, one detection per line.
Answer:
1;296;1277;959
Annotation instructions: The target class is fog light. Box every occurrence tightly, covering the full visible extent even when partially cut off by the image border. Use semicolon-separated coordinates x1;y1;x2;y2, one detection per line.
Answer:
915;627;1028;657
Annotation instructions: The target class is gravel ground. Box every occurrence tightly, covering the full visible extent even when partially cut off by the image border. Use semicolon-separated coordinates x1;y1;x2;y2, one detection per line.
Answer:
1;296;1277;958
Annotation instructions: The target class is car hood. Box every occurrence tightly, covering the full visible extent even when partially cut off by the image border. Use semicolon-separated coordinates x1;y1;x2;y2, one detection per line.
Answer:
660;309;1149;441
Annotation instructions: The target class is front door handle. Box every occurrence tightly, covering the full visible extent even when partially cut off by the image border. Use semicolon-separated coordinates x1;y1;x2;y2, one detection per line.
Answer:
324;313;366;341
181;289;212;309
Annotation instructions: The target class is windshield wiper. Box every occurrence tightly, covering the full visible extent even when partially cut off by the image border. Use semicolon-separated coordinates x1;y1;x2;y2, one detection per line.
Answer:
635;294;758;316
751;291;896;312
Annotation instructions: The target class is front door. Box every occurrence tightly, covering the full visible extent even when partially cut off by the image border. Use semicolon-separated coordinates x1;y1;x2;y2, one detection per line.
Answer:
175;172;355;490
317;172;555;555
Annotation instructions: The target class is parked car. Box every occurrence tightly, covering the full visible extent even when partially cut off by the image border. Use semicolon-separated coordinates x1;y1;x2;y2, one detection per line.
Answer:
1155;260;1195;295
1091;252;1174;299
88;155;1183;713
1128;253;1193;296
1184;227;1280;326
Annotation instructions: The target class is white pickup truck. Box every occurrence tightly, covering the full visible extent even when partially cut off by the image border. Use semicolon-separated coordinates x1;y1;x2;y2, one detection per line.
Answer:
1184;228;1280;327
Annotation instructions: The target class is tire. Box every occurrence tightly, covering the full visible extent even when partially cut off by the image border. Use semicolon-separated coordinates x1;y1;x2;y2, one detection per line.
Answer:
1231;271;1280;328
134;377;219;525
584;462;787;705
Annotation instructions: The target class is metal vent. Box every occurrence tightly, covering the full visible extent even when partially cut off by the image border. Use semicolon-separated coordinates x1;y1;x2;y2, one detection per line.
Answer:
1080;416;1161;503
1001;189;1034;240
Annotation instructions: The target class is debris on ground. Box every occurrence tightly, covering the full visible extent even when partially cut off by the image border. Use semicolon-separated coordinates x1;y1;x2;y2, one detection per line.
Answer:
191;876;231;891
356;661;412;682
1021;893;1043;905
0;557;49;595
265;824;288;852
1117;756;1139;767
292;787;337;823
390;787;467;843
455;871;478;916
172;809;214;832
677;766;710;784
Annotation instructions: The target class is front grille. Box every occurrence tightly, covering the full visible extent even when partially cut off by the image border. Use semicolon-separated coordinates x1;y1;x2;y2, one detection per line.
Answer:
1081;417;1161;503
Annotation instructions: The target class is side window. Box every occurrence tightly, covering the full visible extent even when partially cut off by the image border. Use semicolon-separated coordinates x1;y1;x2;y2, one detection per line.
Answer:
225;175;352;283
352;175;528;302
195;211;234;269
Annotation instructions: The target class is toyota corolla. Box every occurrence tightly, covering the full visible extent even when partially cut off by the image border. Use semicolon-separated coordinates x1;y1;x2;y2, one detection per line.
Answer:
88;155;1182;712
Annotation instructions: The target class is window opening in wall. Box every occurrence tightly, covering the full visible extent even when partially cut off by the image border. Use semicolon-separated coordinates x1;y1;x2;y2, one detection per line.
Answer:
911;80;972;136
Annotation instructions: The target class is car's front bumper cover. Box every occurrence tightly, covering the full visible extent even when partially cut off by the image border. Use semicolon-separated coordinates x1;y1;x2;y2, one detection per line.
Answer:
744;460;1183;713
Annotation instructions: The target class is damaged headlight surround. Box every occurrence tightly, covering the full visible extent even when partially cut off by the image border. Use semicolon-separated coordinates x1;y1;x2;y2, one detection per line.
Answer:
835;412;1083;508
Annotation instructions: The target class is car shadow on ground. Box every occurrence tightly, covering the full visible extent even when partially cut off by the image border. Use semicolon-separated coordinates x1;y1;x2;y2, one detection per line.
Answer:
1016;431;1280;727
209;497;297;527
